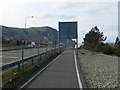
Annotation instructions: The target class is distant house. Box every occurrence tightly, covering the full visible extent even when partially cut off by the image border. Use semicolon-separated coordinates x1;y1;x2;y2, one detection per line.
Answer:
28;42;36;47
31;42;36;46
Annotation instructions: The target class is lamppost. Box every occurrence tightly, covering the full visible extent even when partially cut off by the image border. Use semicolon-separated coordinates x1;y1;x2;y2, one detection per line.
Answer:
21;16;34;72
25;16;34;29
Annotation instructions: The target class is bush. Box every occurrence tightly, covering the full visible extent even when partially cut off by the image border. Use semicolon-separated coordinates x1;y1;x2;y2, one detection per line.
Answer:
115;49;120;56
78;45;84;49
103;46;115;55
16;40;20;45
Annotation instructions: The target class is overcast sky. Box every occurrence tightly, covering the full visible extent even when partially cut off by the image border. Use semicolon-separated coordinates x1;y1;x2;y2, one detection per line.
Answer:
0;0;119;44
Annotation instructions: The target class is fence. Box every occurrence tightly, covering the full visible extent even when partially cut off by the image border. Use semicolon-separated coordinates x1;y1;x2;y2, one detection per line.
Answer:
1;46;65;87
1;46;64;72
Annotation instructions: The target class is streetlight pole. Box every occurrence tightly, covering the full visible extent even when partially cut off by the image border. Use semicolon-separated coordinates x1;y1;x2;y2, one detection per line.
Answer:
25;16;34;29
22;16;34;72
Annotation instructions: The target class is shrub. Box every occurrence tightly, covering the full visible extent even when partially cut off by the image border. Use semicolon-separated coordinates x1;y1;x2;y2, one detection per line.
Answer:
16;40;20;45
115;49;120;56
103;46;115;55
78;45;84;49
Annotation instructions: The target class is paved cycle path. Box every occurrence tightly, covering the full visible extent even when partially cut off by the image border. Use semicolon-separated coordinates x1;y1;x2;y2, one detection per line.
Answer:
26;50;79;88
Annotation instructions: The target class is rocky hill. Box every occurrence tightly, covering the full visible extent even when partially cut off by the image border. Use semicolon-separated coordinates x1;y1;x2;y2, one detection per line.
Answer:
0;25;58;46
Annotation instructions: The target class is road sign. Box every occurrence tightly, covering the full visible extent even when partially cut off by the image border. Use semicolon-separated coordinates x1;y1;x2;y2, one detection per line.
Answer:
59;22;77;39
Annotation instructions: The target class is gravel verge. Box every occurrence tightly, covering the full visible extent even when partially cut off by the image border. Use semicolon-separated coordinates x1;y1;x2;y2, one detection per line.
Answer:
78;51;119;88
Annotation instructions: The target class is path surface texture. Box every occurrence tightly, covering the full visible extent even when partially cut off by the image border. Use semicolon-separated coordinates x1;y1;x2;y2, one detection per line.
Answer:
26;50;79;88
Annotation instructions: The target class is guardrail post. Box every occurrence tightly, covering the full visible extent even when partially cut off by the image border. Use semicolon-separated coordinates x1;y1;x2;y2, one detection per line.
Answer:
38;46;39;55
32;56;34;66
48;51;50;58
50;50;52;57
51;49;54;56
38;54;41;63
45;52;47;60
18;62;20;72
22;46;24;72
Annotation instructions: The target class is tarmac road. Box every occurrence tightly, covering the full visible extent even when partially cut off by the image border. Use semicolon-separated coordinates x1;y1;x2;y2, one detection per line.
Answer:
0;47;52;65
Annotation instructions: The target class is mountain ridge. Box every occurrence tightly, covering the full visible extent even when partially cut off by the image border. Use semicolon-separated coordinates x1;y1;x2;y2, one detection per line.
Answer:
1;25;58;46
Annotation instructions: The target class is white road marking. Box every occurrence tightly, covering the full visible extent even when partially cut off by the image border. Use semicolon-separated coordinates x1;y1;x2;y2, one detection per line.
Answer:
74;51;83;89
19;51;64;89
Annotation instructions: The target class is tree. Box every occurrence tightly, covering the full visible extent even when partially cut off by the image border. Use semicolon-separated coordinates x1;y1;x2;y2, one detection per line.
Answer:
16;40;20;45
83;26;107;52
114;37;120;56
115;37;119;45
114;37;120;50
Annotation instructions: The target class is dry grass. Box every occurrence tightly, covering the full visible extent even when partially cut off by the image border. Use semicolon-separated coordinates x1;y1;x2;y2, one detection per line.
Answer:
64;46;75;51
79;49;90;53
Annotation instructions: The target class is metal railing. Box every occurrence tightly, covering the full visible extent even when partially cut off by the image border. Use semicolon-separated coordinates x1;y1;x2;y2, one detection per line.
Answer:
1;46;65;72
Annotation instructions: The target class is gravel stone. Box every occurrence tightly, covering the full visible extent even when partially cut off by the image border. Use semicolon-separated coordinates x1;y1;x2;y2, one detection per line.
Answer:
78;52;118;88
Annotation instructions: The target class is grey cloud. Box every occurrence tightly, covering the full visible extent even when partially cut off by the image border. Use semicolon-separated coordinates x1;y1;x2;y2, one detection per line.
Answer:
41;14;77;19
57;2;116;15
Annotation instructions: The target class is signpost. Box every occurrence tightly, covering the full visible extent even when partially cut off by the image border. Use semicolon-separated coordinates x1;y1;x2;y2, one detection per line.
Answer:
59;22;77;39
58;21;78;53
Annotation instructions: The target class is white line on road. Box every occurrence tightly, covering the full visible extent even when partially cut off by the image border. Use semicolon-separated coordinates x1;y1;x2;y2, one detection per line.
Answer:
74;51;83;89
19;51;64;89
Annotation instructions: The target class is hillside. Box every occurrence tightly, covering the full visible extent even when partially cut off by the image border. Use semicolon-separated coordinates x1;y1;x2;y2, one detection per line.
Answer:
0;25;58;46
